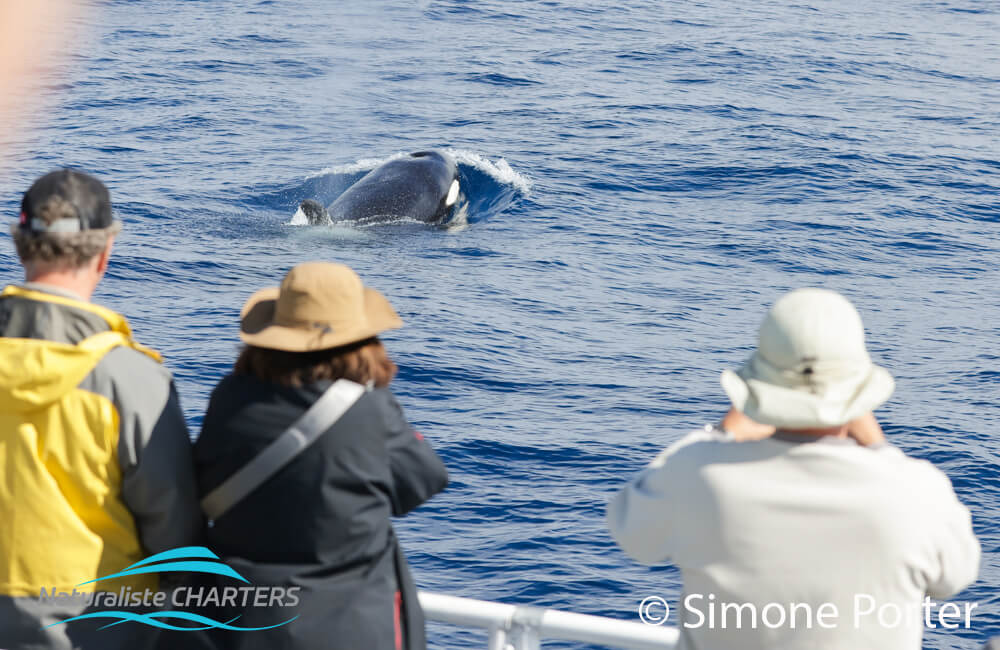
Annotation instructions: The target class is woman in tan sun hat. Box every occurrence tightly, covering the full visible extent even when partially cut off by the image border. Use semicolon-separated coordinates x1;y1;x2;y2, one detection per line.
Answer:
191;262;448;650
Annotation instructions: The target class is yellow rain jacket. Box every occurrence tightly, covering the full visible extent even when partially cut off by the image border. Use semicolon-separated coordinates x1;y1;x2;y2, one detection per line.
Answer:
0;286;199;605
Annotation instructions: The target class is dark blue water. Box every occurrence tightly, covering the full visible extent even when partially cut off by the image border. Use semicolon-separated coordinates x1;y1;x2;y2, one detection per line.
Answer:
2;1;998;648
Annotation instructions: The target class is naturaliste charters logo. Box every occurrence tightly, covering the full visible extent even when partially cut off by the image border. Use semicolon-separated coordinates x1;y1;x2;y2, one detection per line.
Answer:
38;546;300;632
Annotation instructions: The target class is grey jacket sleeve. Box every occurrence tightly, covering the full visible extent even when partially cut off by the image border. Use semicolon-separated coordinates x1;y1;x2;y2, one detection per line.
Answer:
378;390;449;517
86;346;203;553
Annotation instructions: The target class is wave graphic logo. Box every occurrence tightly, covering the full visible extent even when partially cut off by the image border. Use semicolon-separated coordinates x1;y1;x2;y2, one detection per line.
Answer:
43;546;298;632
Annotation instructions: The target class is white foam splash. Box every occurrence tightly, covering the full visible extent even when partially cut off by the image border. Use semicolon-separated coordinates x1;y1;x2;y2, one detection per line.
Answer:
445;148;532;196
285;221;370;240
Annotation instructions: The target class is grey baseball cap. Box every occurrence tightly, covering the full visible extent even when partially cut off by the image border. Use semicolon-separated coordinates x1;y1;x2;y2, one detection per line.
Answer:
18;170;116;234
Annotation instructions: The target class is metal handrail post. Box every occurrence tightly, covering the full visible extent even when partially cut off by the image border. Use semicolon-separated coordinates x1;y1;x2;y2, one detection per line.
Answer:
487;625;509;650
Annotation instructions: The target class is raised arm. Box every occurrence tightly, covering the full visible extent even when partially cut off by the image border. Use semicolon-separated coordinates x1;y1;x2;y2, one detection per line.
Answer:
379;390;449;516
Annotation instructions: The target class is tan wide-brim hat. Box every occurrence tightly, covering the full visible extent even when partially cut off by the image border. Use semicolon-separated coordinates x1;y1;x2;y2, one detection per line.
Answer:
240;261;402;352
720;288;894;429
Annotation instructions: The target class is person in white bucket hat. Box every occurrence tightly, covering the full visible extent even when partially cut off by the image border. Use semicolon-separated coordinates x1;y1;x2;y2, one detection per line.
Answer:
608;288;980;650
721;288;895;430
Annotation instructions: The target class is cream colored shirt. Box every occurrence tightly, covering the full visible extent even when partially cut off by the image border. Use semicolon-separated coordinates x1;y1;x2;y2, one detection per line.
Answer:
607;428;981;650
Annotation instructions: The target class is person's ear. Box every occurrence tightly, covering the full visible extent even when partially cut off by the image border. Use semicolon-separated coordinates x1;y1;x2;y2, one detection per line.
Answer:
95;235;115;276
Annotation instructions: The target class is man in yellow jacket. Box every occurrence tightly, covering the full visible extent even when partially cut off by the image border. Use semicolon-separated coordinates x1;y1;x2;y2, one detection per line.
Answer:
0;170;201;649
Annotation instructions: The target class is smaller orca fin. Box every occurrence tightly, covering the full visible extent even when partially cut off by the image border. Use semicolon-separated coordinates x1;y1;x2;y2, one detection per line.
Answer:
299;199;330;225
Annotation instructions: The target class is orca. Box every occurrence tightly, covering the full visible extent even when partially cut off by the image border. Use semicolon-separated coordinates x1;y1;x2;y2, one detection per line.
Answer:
300;150;460;225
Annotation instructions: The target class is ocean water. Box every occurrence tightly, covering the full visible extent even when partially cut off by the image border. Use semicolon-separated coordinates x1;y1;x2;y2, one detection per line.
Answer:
1;1;998;648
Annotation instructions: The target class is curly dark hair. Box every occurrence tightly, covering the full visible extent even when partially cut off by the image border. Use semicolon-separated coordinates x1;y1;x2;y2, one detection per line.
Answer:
233;337;397;388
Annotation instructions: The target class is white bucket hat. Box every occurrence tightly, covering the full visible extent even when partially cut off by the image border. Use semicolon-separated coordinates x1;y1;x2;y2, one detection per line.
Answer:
720;288;894;429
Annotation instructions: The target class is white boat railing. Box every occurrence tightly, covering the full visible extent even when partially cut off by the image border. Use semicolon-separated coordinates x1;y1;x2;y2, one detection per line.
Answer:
418;591;679;650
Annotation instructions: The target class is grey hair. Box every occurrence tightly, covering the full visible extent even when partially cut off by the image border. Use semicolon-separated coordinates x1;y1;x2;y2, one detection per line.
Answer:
10;222;122;268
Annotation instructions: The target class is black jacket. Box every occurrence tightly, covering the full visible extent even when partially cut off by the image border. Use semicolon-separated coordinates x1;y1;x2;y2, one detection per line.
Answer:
191;375;448;650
